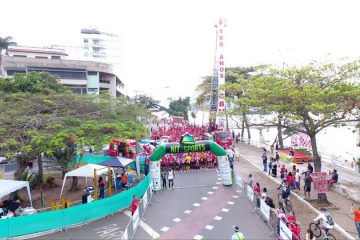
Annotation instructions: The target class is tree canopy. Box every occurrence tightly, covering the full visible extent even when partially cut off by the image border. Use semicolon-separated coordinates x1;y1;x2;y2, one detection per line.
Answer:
167;97;191;120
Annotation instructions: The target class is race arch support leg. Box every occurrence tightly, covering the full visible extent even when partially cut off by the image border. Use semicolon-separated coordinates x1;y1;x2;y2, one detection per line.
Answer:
217;156;233;186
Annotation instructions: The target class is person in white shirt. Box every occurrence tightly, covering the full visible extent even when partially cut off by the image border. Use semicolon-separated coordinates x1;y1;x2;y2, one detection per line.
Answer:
168;169;175;189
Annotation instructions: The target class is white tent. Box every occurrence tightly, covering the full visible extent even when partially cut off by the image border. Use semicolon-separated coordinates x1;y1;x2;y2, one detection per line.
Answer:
0;180;32;207
60;164;114;198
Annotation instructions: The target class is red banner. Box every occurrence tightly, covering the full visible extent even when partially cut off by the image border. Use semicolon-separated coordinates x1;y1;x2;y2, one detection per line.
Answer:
312;172;329;193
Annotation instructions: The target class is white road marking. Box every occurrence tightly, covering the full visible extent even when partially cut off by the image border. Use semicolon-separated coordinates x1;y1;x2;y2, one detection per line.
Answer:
94;224;123;239
184;210;192;214
173;218;181;223
214;216;223;221
227;201;234;205
201;197;208;200
216;182;221;185
193;203;201;207
221;208;229;212
212;186;218;189
205;225;214;230
160;227;169;232
233;195;239;198
207;191;214;195
217;177;222;180
124;210;160;239
236;190;242;193
193;234;204;240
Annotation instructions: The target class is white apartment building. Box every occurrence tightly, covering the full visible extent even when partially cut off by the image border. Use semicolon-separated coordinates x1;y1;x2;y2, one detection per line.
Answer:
2;46;124;97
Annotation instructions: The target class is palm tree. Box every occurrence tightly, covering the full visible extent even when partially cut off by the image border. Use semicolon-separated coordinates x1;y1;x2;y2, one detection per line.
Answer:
0;36;17;76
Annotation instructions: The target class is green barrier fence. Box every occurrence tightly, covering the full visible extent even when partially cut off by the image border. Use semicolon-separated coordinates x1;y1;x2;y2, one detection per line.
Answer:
0;175;150;239
75;155;112;165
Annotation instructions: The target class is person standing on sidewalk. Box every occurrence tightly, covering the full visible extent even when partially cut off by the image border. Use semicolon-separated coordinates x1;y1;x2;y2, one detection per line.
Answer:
248;174;254;187
304;172;313;199
161;171;167;189
262;148;268;172
351;203;360;238
168;168;175;189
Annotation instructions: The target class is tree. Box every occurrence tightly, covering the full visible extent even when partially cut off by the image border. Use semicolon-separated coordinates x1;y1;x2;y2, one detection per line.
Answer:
167;97;191;120
0;36;17;76
245;60;360;202
136;94;161;110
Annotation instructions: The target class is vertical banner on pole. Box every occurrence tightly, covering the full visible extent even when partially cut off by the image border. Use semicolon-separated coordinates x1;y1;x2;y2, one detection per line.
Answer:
216;18;226;129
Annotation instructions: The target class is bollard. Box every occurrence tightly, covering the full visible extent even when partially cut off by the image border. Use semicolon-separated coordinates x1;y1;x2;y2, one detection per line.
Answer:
55;201;60;210
66;198;71;208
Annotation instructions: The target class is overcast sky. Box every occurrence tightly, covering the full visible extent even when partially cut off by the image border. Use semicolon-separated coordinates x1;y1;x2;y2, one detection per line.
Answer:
1;0;360;104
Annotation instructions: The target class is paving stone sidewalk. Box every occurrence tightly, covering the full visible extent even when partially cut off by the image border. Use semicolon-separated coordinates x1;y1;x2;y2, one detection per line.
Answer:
234;142;359;239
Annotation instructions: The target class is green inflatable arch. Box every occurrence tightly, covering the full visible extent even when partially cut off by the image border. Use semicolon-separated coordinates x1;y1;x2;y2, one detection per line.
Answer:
150;140;227;161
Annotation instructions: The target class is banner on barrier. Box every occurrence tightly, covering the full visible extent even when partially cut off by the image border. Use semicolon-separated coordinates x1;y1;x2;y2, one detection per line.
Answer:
279;219;292;240
143;190;148;208
260;199;270;221
132;207;140;232
246;185;254;201
121;227;128;240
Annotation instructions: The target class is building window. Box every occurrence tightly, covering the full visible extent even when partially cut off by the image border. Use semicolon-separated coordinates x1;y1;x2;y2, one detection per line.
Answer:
84;38;88;43
28;69;87;80
51;56;61;59
6;69;26;76
93;39;100;45
13;55;27;58
35;56;48;59
88;88;98;93
88;71;98;76
93;47;101;53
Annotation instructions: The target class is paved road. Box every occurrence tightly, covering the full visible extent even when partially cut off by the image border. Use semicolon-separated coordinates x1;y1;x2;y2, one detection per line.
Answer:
38;169;273;240
135;169;273;240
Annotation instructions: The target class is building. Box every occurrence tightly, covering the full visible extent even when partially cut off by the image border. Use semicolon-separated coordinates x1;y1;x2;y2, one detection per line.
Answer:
2;46;124;97
80;27;121;64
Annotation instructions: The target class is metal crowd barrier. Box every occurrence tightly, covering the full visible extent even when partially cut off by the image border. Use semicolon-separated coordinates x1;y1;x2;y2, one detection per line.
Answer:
238;176;300;240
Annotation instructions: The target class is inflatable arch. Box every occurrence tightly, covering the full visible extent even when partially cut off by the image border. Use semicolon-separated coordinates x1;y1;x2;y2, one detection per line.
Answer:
149;134;233;190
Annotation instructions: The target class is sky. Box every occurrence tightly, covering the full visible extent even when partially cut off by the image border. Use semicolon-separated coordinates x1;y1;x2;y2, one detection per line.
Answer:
2;0;360;105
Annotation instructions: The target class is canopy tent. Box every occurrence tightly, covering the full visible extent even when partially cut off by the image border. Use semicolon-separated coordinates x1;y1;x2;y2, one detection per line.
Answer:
99;156;134;168
0;180;32;207
60;164;114;198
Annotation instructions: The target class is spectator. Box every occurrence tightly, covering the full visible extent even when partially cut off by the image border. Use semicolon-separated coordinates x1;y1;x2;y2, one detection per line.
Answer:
270;144;274;155
232;130;235;140
261;187;267;200
351;203;360;238
227;148;235;169
131;195;139;215
280;165;287;179
168;168;175;189
305;228;315;240
286;172;295;190
304;172;313;199
287;210;297;224
98;176;105;199
295;169;301;191
273;208;287;236
262;148;268;172
275;151;280;165
289;222;301;240
327;169;338;187
253;182;261;209
268;157;273;175
272;161;278;177
307;163;314;174
144;156;150;176
265;197;275;208
248;174;254;187
121;173;128;189
161;171;167;189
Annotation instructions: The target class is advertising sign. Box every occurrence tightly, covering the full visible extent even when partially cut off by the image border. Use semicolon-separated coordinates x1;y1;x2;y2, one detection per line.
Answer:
217;156;232;185
165;142;210;154
216;18;226;112
150;161;161;191
132;207;140;232
246;185;254;201
142;190;148;208
279;219;292;240
312;172;329;193
260;198;270;221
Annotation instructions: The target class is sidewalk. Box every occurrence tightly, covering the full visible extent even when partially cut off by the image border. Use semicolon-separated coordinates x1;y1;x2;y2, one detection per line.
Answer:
234;142;358;238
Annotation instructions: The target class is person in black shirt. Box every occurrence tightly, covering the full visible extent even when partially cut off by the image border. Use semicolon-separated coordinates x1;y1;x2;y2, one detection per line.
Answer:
307;163;314;174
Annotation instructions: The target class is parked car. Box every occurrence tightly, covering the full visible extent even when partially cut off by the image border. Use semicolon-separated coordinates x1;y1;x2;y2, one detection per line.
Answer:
0;157;8;164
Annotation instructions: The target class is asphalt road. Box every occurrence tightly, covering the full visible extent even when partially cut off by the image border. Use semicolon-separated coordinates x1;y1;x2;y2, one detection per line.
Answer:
38;169;273;240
